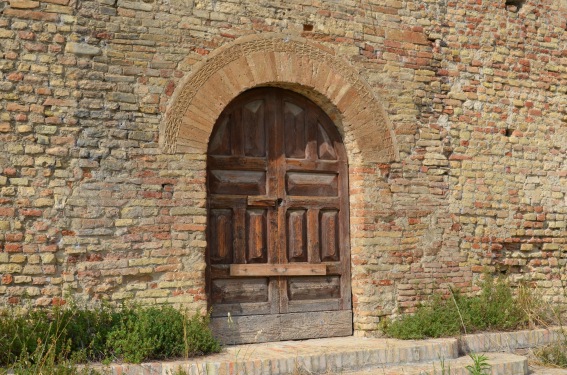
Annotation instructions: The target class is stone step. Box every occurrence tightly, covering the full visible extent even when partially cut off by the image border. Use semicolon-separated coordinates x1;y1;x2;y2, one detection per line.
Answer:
88;328;566;375
345;352;528;375
98;336;459;375
530;366;567;375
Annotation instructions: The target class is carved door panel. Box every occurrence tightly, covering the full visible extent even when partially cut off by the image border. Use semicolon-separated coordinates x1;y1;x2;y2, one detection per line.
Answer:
207;88;351;344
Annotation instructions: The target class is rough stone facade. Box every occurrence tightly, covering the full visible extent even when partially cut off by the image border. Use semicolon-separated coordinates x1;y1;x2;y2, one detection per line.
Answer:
0;0;566;336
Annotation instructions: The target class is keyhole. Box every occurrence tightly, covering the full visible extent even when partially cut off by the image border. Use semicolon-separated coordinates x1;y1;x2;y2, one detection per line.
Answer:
276;198;283;206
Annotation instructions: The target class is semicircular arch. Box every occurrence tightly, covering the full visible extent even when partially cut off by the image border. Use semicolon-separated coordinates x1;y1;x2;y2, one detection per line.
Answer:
161;33;398;164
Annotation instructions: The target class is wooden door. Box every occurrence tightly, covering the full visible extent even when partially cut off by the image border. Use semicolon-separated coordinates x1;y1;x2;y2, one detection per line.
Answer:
207;87;352;344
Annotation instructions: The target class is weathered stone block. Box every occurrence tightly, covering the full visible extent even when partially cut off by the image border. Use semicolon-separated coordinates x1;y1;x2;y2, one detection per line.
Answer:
65;42;101;56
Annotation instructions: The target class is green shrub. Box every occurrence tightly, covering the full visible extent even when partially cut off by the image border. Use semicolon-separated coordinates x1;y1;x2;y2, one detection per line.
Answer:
0;303;221;370
381;294;461;339
61;303;120;361
183;311;221;357
106;305;179;363
0;308;58;366
382;276;538;339
463;276;526;331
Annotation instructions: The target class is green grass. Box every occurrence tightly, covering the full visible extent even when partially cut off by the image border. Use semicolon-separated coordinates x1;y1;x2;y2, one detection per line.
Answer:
0;303;221;373
381;275;542;340
534;342;567;368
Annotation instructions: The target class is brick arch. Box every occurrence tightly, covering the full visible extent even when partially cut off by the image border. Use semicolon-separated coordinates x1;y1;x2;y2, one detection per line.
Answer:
161;33;398;163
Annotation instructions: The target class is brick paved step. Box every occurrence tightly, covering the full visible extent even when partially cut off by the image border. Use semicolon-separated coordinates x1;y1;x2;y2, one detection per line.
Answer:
345;352;528;375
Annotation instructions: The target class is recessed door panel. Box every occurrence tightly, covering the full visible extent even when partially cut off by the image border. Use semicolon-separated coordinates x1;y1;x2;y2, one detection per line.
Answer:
288;276;340;300
211;278;269;304
320;210;340;262
243;100;266;157
284;101;306;159
246;209;267;263
209;170;266;195
209;208;233;264
287;210;307;262
286;172;338;196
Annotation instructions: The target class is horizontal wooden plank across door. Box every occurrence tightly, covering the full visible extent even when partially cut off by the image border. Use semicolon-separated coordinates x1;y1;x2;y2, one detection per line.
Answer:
210;310;353;344
230;264;326;277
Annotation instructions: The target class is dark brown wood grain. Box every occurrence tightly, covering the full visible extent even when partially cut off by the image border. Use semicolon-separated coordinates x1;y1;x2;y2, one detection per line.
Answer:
210;311;352;344
206;87;352;342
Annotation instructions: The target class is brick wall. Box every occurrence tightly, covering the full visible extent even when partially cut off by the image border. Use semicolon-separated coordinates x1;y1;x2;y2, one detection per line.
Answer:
0;0;565;336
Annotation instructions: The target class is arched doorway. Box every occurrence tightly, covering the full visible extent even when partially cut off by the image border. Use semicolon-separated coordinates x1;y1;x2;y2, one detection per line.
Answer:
206;87;352;344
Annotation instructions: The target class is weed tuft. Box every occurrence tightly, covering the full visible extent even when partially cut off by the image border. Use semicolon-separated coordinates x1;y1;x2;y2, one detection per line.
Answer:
465;353;491;375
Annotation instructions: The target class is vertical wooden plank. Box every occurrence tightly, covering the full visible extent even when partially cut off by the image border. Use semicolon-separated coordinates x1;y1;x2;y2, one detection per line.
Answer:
246;209;267;263
337;146;351;311
266;90;281;315
305;105;318;161
233;206;246;264
307;208;320;263
210;209;233;264
243;99;266;157
231;106;244;156
320;210;339;261
287;210;307;262
275;92;289;314
284;101;306;159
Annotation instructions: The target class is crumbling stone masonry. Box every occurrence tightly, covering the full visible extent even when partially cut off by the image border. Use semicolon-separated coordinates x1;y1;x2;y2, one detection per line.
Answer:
0;0;566;337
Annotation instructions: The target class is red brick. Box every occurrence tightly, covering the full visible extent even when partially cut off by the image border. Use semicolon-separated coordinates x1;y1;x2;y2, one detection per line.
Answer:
5;233;23;241
0;207;15;217
8;297;20;304
7;72;24;81
1;275;13;285
20;209;42;217
24;42;47;52
51;298;66;306
4;243;22;252
6;103;29;112
18;31;35;40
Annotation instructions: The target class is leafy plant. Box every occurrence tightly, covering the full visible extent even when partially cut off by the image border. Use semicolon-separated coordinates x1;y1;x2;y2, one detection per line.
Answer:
106;305;220;363
183;310;221;357
465;353;490;375
0;302;221;371
382;275;547;339
381;293;462;339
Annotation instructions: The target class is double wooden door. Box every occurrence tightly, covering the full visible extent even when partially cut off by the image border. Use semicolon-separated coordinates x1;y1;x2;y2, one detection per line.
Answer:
206;87;352;344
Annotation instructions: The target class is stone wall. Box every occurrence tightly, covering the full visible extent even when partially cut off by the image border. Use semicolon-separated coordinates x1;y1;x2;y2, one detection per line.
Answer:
0;0;565;336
